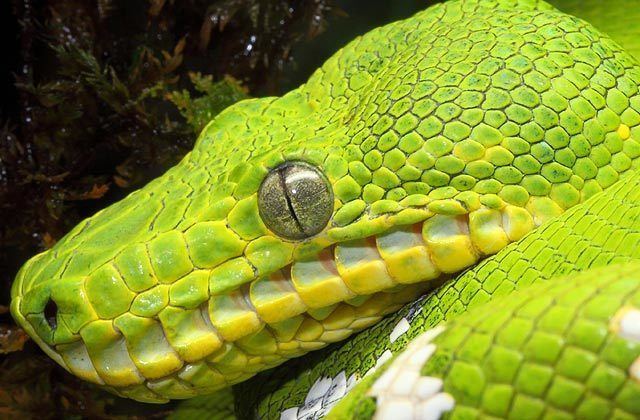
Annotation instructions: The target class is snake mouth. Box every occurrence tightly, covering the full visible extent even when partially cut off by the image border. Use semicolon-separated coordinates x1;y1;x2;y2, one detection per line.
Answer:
10;204;537;401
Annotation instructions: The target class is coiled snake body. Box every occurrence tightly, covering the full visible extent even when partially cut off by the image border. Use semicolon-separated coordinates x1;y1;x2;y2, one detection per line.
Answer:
10;0;640;418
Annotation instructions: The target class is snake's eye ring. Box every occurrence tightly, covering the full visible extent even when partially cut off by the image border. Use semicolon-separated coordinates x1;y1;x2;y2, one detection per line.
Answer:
44;298;58;330
258;161;333;240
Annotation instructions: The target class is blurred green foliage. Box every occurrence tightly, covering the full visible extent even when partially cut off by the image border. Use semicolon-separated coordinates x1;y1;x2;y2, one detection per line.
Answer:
168;73;249;133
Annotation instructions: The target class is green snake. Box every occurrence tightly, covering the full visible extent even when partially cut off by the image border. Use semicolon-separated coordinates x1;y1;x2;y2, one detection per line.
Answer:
9;0;640;418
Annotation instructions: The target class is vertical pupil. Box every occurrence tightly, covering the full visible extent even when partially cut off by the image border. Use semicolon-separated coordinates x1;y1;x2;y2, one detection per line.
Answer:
258;161;333;240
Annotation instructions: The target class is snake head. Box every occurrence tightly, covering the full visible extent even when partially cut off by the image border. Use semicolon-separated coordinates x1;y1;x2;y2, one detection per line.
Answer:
11;0;640;403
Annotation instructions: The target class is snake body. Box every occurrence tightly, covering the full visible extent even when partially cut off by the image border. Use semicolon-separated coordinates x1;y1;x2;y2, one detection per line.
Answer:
9;0;640;417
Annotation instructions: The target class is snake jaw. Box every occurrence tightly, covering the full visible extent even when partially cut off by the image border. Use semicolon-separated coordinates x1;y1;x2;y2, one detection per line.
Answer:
10;200;540;402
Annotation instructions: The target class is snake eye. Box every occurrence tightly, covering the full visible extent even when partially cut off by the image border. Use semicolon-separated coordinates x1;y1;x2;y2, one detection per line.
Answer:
44;298;58;330
258;161;333;240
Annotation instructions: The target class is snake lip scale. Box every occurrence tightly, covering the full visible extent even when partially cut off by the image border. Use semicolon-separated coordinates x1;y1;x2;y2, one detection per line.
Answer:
10;209;532;401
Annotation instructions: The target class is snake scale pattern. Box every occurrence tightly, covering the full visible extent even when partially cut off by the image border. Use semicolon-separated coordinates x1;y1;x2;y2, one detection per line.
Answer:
9;0;640;418
244;170;640;419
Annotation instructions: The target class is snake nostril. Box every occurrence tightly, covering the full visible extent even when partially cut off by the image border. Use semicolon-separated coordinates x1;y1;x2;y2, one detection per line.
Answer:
44;298;58;330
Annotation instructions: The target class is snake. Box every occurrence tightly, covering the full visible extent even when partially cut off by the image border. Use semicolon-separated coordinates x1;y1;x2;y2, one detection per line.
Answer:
9;0;640;418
